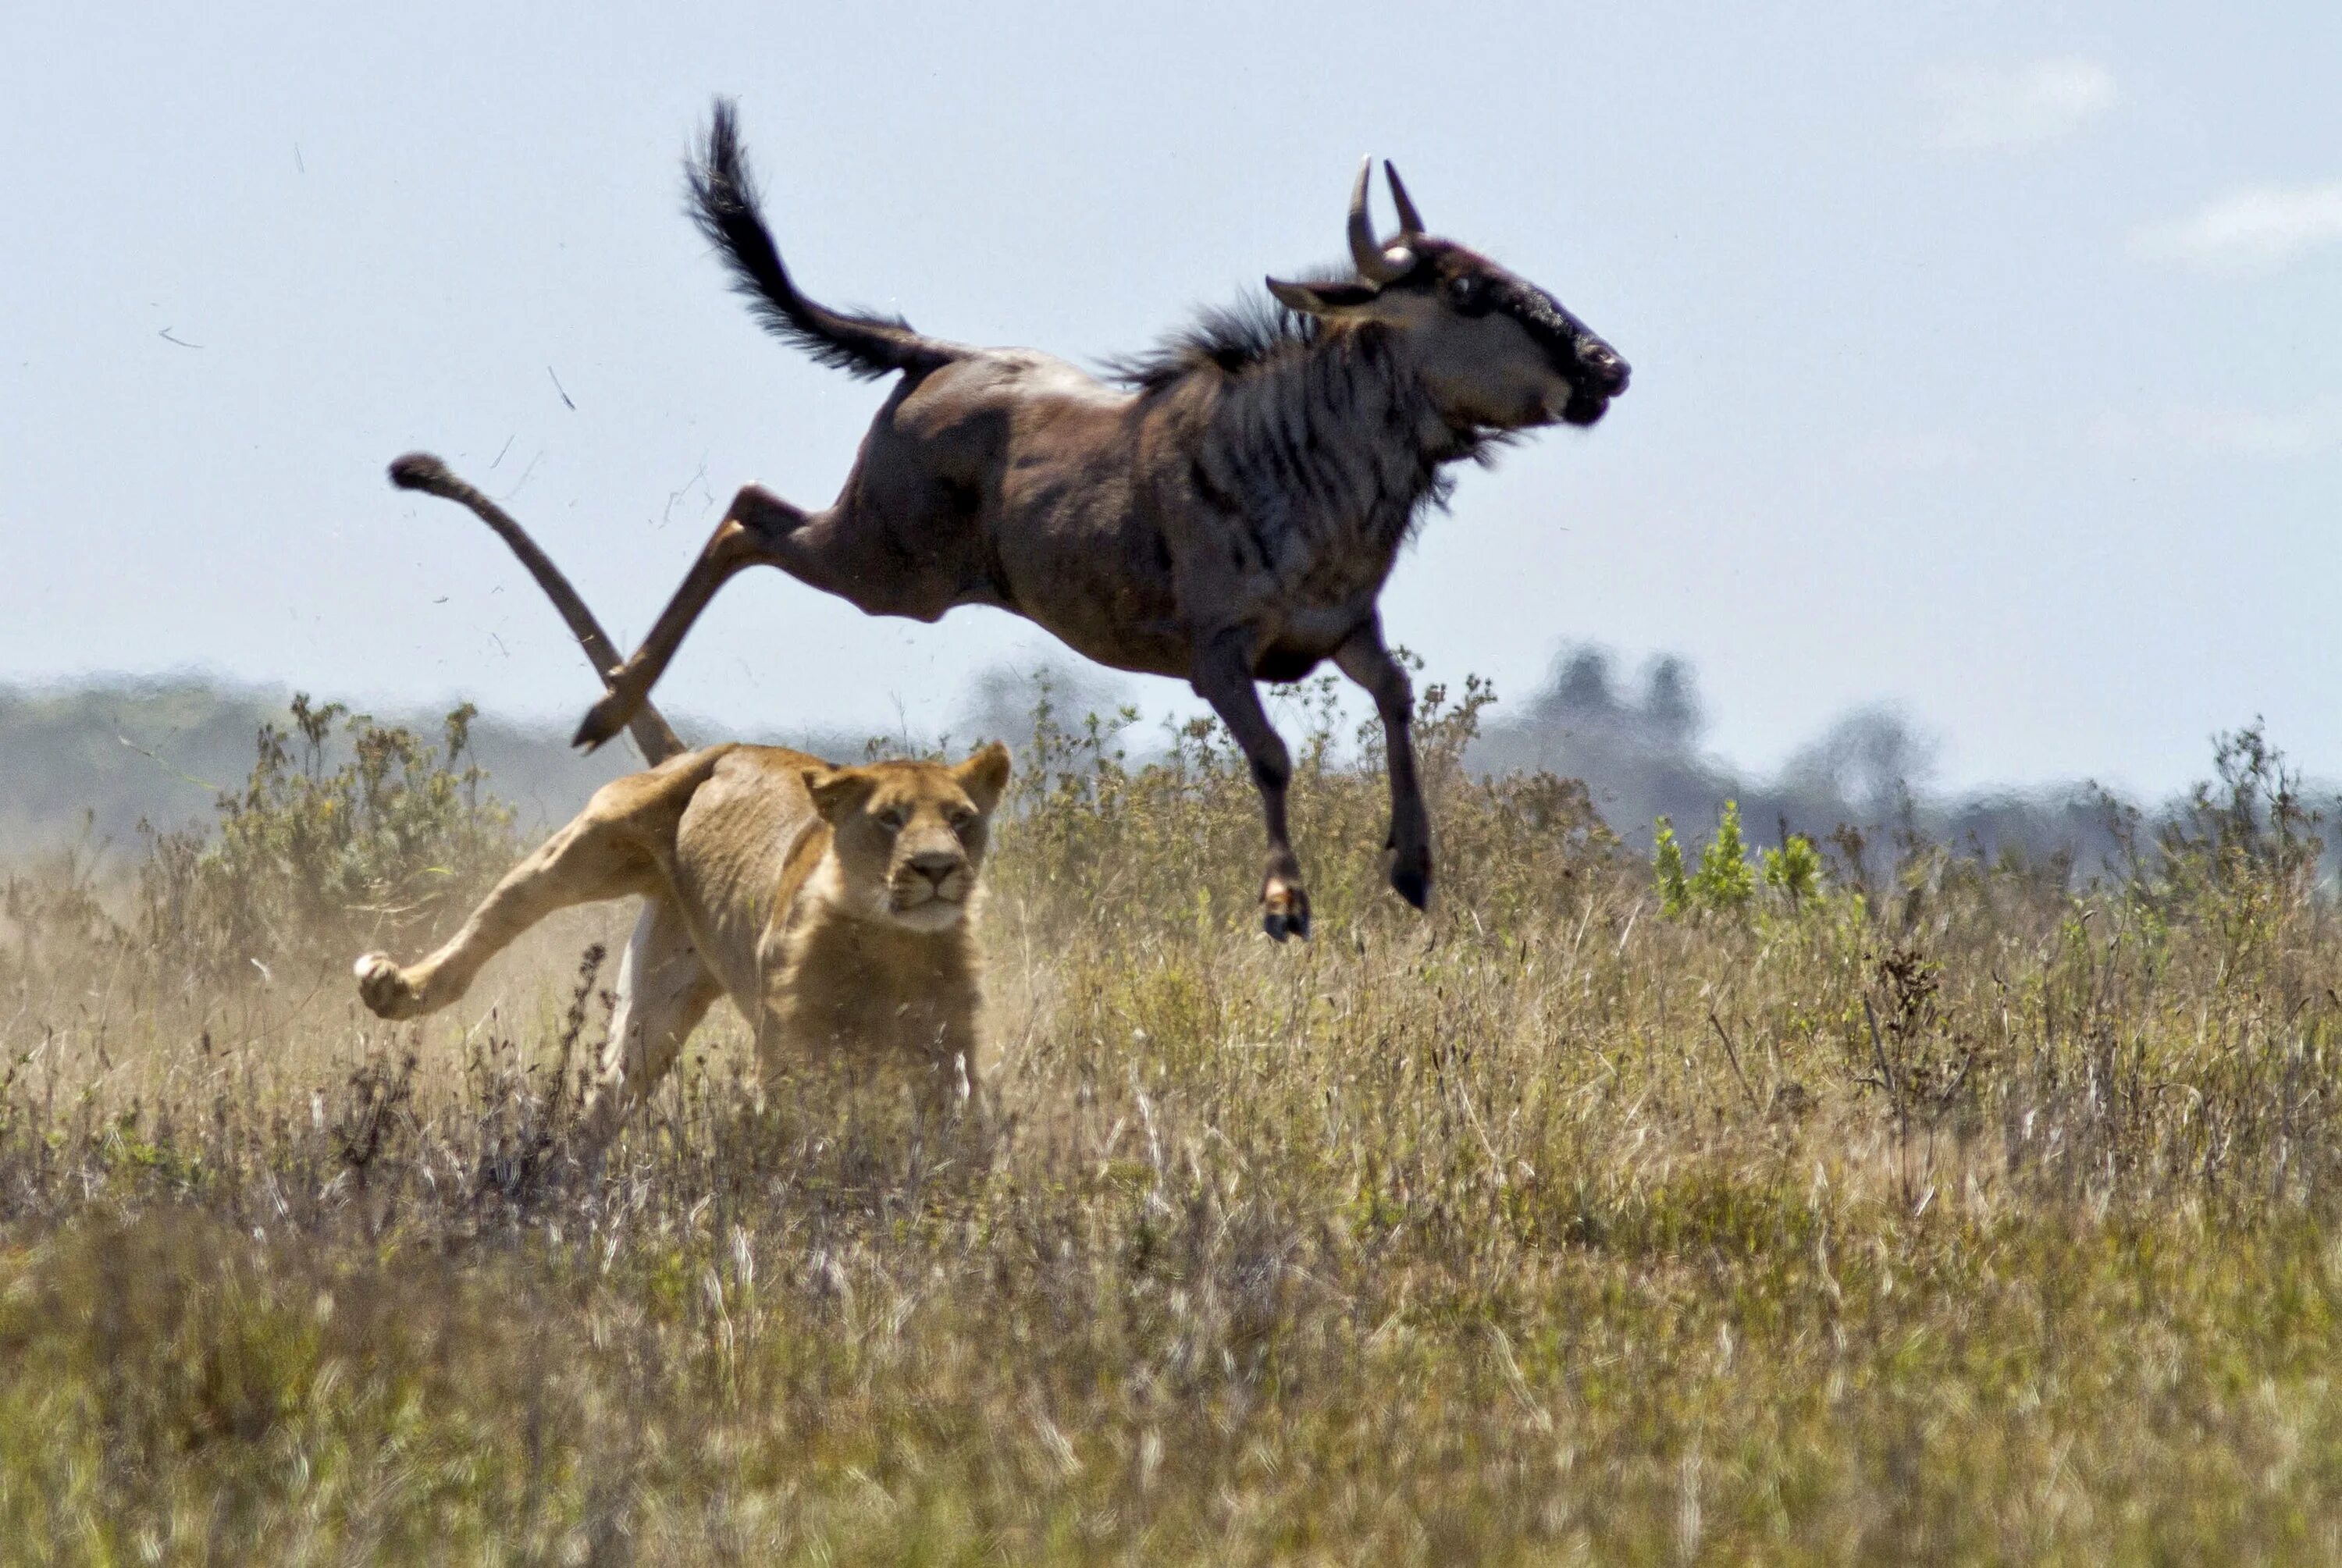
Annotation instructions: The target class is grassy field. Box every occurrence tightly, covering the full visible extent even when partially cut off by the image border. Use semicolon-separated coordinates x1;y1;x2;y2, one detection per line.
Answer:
2;684;2340;1563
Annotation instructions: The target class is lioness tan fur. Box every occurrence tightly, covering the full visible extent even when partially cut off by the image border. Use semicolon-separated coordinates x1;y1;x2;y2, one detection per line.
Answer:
361;450;1008;1158
357;740;1009;1152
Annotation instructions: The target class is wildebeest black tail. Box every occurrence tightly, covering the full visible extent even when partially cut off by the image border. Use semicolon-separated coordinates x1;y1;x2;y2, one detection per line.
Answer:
687;99;960;382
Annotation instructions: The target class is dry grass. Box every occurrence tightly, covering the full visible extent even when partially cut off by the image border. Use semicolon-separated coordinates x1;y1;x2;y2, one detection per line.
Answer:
2;686;2340;1563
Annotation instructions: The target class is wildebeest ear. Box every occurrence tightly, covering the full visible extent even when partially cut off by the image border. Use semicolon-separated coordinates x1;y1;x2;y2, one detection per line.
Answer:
1265;276;1382;316
801;765;874;823
953;741;1013;814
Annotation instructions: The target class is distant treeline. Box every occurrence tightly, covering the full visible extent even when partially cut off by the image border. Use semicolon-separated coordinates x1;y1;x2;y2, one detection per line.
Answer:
0;679;858;861
2;656;2330;886
1465;648;2140;882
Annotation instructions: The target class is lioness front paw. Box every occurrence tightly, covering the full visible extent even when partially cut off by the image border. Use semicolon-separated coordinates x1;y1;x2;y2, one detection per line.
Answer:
354;952;425;1019
1262;878;1312;943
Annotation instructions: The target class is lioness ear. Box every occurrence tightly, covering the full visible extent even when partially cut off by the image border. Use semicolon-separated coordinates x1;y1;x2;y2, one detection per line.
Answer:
800;765;874;823
953;741;1012;814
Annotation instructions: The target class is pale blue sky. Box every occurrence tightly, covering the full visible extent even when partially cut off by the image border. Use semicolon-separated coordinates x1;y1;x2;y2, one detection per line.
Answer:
2;2;2336;793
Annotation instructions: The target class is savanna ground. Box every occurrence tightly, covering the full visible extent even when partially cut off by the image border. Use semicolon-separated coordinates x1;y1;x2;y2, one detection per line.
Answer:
2;679;2340;1565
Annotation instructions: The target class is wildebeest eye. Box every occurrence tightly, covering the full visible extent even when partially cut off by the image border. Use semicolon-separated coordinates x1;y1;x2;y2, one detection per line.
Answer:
1447;275;1489;314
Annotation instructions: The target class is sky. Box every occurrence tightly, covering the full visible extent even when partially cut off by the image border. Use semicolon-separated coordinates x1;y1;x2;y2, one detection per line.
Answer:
2;1;2337;797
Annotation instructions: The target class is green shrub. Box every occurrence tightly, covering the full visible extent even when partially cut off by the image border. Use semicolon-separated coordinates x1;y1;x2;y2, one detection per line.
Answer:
135;695;517;982
1657;802;1829;920
1652;816;1691;916
1690;798;1757;912
1761;830;1824;908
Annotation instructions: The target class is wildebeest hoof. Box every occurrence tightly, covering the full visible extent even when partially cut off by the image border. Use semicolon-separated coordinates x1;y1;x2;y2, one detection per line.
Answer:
1386;816;1432;909
1262;882;1312;942
354;952;423;1019
1263;908;1313;941
573;692;628;752
1390;862;1431;911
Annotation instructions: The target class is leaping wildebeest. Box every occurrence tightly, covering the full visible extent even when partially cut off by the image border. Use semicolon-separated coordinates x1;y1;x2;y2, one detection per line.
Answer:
578;99;1630;939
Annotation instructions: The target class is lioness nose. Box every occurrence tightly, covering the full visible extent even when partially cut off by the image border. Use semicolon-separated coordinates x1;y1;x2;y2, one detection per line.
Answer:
909;850;959;886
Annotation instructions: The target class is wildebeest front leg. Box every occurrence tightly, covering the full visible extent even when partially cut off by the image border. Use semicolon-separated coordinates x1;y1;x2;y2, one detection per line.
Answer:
1333;619;1432;911
575;485;823;752
1192;632;1309;940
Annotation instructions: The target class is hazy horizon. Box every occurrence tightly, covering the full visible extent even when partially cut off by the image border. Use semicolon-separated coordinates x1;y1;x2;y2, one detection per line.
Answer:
4;2;2337;798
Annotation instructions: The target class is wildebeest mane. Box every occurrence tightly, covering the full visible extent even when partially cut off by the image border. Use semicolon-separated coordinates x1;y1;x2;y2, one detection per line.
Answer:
1104;286;1511;464
1102;286;1521;560
1102;292;1320;394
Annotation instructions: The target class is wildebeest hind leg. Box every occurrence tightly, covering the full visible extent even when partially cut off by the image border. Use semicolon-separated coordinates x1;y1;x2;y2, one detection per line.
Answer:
577;485;845;751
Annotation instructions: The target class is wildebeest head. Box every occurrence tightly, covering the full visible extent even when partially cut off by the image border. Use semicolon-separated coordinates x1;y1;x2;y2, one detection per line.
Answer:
1266;161;1629;432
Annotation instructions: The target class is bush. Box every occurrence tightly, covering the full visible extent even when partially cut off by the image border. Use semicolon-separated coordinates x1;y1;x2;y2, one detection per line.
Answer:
134;695;517;984
1656;798;1824;919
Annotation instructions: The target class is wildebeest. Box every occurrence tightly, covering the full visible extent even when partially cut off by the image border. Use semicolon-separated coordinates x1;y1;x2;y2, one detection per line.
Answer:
578;100;1628;939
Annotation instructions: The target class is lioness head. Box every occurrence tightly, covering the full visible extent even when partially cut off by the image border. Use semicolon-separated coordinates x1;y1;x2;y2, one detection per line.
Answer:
801;742;1012;931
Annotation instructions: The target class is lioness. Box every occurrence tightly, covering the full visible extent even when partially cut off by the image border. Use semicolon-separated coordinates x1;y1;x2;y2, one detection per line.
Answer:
358;453;1009;1154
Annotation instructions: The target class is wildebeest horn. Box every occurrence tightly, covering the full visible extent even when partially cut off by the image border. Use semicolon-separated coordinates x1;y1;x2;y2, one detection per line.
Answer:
1347;157;1414;283
1384;161;1425;238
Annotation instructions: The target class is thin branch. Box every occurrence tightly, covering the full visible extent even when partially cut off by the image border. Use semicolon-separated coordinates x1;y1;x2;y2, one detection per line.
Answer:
1707;1010;1763;1115
115;733;222;795
1863;995;1917;1206
1862;997;1904;1110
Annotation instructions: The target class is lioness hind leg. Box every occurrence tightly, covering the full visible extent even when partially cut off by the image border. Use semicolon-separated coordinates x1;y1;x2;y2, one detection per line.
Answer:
354;810;653;1021
575;899;723;1161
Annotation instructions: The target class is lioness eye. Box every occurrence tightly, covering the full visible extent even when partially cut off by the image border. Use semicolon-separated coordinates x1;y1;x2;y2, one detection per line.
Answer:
949;807;977;831
876;805;907;830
